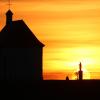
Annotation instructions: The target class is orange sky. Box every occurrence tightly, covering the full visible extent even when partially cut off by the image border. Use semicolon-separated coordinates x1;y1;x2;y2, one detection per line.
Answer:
1;0;100;80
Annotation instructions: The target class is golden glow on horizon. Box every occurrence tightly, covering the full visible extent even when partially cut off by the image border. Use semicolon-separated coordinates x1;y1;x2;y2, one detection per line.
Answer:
1;0;100;80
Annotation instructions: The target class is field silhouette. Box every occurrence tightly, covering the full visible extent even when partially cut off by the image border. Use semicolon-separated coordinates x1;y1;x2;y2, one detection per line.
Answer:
0;80;100;99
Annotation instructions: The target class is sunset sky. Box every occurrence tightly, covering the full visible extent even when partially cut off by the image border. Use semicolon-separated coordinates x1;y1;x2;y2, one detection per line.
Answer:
1;0;100;80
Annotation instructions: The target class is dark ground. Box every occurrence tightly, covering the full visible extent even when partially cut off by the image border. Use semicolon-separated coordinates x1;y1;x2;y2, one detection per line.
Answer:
1;80;100;99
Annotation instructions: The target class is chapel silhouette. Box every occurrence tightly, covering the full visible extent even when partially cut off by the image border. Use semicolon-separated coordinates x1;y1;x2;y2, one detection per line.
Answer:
0;10;44;80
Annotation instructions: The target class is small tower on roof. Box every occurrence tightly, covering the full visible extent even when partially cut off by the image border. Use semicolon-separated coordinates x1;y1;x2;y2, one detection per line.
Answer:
6;10;13;25
6;0;13;25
